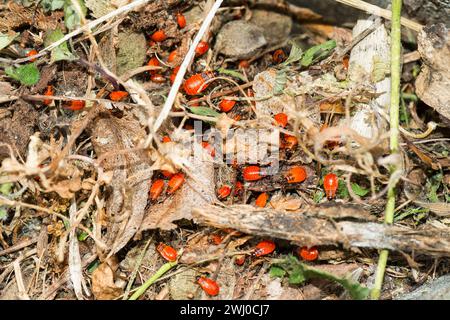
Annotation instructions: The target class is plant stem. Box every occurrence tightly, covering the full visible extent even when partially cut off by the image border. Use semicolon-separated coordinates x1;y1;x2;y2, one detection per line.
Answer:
371;0;402;300
128;261;177;300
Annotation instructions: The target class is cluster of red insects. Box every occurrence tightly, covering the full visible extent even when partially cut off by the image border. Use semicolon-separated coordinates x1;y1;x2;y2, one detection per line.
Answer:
155;237;321;296
143;12;342;296
29;10;343;297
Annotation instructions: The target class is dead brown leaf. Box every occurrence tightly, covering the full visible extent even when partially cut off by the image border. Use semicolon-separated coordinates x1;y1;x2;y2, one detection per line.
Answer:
0;2;64;32
90;113;152;256
92;258;123;300
139;154;216;231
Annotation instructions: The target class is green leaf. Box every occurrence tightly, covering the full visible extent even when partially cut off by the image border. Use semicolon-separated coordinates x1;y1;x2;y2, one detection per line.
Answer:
301;40;336;67
41;0;65;11
394;207;429;222
64;0;87;30
426;171;442;203
313;189;325;203
269;266;286;278
281;41;303;66
78;231;89;241
0;31;18;50
190;107;221;118
288;269;305;284
272;255;370;300
337;179;349;199
44;28;75;63
5;63;40;86
273;68;287;95
351;183;369;197
217;67;246;82
0;183;13;195
87;260;100;273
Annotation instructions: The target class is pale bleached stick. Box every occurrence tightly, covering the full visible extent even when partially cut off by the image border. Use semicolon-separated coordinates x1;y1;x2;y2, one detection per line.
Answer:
335;0;423;32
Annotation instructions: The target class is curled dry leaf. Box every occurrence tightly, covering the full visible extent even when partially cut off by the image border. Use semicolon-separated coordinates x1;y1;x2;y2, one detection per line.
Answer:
140;146;216;231
92;258;123;300
268;192;304;211
90;113;152;256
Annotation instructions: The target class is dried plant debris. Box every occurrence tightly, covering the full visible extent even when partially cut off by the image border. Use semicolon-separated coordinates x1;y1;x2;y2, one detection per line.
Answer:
415;23;450;120
1;0;450;301
90;113;152;255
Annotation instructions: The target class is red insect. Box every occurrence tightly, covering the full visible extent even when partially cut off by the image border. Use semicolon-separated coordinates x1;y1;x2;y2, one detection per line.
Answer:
167;173;185;194
238;60;250;69
234;181;244;196
162;135;172;143
273;49;286;64
170;66;180;84
342;56;349;71
176;13;186;29
149;179;165;201
219;99;236;112
161;170;174;179
151;30;167;42
243;166;264;181
43;85;53;106
217;185;232;199
197;277;220;296
201;141;216;157
151;74;166;83
210;234;223;245
168;50;177;63
26;49;38;62
283;135;298;150
184;71;215;95
274;112;288;127
234;255;246;266
254;240;276;257
195;41;209;56
109;91;129;101
298;246;319;261
157;243;178;262
323;173;338;200
147;57;160;75
66;100;85;111
255;192;268;208
285;166;307;184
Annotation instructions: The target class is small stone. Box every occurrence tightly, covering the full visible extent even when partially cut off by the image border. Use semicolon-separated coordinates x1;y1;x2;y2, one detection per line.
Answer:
249;10;292;45
215;20;267;59
116;31;147;76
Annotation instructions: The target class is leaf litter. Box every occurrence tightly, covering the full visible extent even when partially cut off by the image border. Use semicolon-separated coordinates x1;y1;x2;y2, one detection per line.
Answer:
0;0;449;301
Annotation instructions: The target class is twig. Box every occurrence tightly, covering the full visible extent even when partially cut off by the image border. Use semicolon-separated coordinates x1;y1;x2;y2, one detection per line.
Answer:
335;0;422;32
0;238;37;257
13;259;30;300
371;0;402;300
151;0;223;139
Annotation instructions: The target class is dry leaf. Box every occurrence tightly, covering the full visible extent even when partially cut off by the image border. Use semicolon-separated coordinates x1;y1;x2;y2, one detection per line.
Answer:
92;260;123;300
140;151;216;231
269;192;304;211
90;113;152;256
